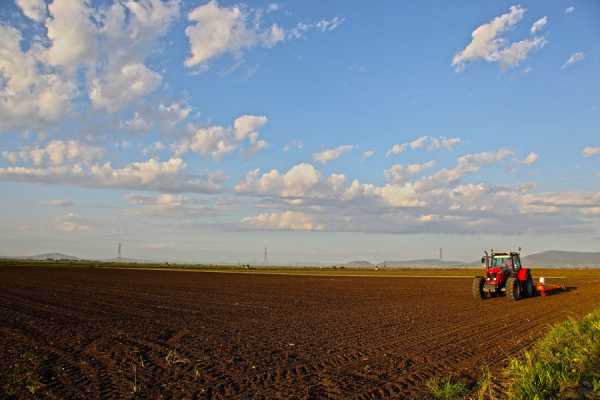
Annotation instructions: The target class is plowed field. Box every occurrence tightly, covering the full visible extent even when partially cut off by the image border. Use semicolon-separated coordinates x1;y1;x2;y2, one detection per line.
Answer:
2;265;600;399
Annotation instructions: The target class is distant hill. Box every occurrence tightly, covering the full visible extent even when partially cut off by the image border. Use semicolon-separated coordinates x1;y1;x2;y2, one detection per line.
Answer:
380;259;471;268
25;253;81;261
524;251;600;267
343;260;373;267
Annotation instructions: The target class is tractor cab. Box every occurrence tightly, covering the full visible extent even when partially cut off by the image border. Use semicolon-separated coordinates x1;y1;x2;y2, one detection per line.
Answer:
482;251;522;275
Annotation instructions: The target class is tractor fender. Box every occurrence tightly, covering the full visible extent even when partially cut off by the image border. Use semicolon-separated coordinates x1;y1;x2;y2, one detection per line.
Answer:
517;268;530;282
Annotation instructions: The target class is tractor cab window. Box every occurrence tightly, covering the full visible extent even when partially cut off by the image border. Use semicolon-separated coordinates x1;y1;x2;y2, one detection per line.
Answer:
491;256;512;268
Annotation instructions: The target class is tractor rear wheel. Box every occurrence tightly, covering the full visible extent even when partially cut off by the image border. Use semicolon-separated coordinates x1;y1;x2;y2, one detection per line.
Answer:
472;277;486;300
524;271;535;298
506;277;521;301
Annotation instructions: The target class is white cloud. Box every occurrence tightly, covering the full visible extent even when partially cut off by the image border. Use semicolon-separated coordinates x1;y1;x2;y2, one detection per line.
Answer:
175;115;269;160
562;52;585;69
409;136;462;151
45;0;98;68
313;145;354;164
16;0;48;22
55;212;91;232
583;147;600;158
361;150;376;161
184;1;342;69
3;140;104;166
565;6;575;14
44;199;75;207
287;17;345;40
89;0;180;111
236;163;352;200
233;115;268;141
452;5;546;71
90;63;162;112
0;24;77;132
413;148;515;191
283;140;303;152
385;161;436;183
185;1;283;68
386;144;407;157
0;157;225;193
520;152;539;165
387;136;461;157
232;150;600;235
122;101;192;134
242;211;324;231
530;16;548;34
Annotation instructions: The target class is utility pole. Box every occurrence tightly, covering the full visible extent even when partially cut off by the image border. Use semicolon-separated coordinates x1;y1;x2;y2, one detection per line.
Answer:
263;247;269;266
118;242;122;260
439;247;443;261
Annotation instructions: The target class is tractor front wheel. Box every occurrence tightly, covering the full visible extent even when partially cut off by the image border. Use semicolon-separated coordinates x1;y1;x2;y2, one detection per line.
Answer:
506;277;521;301
472;277;486;300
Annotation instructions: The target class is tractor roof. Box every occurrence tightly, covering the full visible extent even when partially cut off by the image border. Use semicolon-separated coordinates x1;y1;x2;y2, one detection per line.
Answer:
491;251;520;257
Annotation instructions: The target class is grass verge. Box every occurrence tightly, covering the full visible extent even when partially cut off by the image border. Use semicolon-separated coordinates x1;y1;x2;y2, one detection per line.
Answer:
428;309;600;399
426;376;469;400
505;308;600;399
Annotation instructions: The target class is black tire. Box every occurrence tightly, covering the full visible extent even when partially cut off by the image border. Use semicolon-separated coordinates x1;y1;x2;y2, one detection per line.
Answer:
472;277;486;300
506;277;521;301
524;271;535;298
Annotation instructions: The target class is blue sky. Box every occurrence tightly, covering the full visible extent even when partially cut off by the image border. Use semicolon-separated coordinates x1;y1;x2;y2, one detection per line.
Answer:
0;0;599;263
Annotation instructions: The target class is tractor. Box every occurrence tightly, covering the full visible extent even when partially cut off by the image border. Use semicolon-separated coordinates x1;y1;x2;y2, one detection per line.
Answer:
472;249;535;301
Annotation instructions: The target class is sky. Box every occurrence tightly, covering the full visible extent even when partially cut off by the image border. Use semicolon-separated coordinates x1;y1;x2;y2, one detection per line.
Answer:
0;0;599;264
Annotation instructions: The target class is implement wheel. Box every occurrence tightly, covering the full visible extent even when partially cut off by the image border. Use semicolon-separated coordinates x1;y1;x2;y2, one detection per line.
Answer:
472;277;486;300
506;277;521;301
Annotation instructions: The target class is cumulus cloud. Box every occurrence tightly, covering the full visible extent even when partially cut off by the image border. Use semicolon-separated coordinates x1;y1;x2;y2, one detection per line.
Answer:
16;0;48;22
0;157;225;193
89;0;180;110
520;152;539;165
283;140;303;152
0;0;181;133
565;6;575;14
361;150;376;161
452;5;546;71
90;63;162;112
45;0;98;68
385;143;407;157
409;136;462;151
385;161;436;183
122;101;192;135
386;136;461;157
185;1;284;68
583;147;600;158
530;17;548;34
55;213;92;232
233;149;600;235
562;52;585;69
242;211;324;231
184;0;342;69
313;145;354;164
175;115;268;160
0;25;77;132
2;140;104;166
287;17;345;40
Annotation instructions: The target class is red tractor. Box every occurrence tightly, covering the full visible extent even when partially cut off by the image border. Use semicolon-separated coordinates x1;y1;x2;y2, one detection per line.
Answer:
472;249;535;300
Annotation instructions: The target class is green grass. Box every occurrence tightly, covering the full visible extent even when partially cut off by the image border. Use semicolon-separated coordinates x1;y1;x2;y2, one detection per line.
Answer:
426;376;469;400
505;308;600;399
